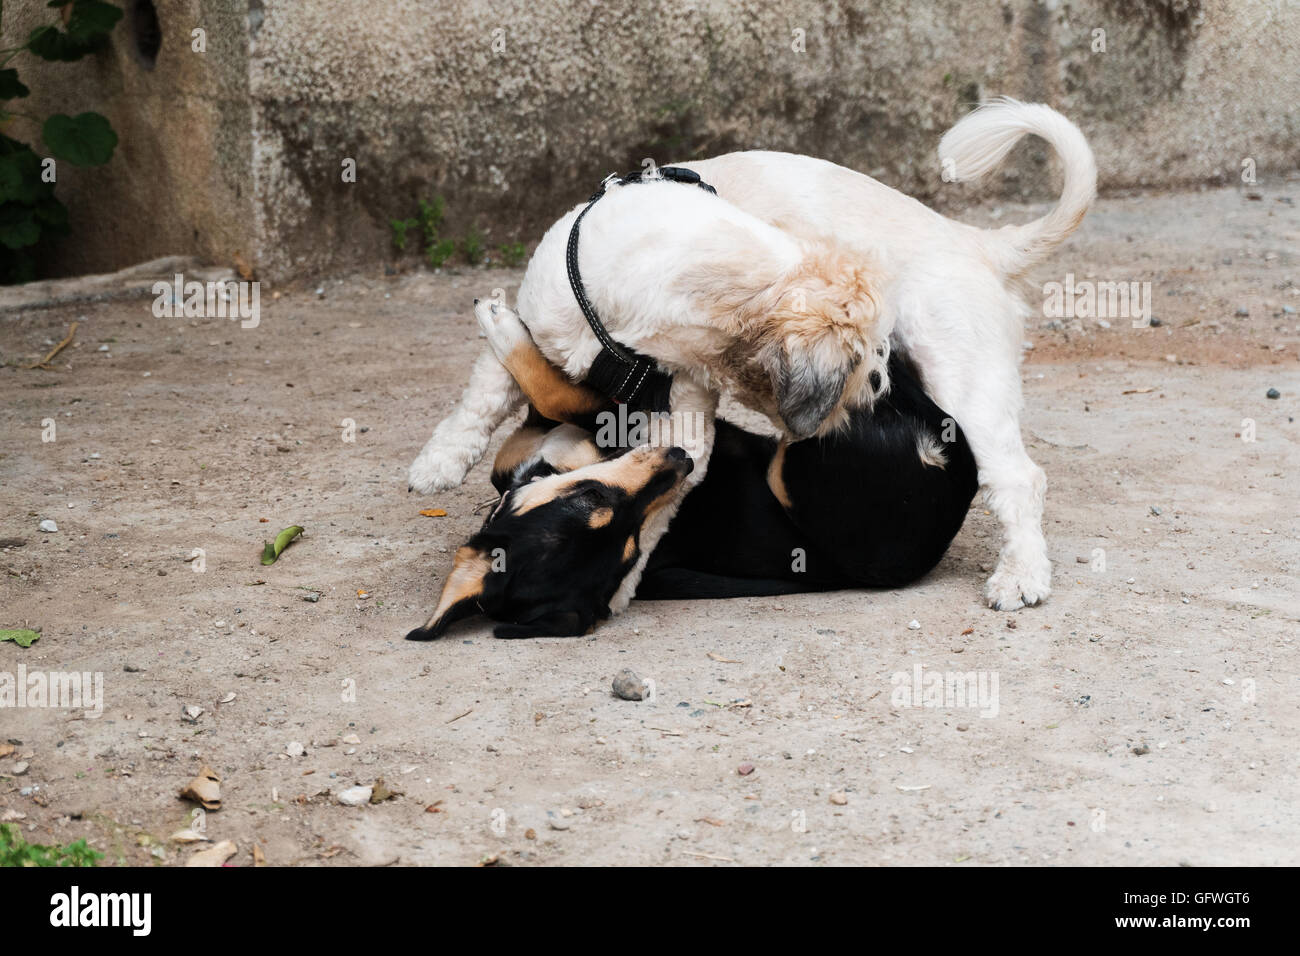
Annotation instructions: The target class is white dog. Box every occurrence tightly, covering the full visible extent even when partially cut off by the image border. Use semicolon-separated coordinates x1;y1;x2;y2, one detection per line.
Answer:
410;99;1096;611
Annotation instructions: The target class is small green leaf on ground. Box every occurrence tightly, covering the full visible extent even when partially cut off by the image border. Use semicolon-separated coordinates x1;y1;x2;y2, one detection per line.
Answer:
260;525;304;565
0;629;40;648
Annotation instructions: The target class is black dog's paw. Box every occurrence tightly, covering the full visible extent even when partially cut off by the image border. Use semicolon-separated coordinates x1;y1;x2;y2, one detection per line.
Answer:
404;624;440;641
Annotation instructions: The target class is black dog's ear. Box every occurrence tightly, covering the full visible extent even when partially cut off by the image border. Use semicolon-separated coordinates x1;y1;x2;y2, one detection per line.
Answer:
770;343;850;439
405;545;491;640
493;609;587;640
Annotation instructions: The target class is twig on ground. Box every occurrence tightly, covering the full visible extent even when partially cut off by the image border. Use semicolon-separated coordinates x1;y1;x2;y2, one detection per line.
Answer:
24;321;79;369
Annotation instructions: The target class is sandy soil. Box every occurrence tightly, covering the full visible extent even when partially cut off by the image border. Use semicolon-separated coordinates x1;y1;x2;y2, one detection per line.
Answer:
1;183;1297;866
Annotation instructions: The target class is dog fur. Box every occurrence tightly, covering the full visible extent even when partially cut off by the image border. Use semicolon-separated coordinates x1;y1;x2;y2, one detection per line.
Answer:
410;99;1096;611
407;317;977;639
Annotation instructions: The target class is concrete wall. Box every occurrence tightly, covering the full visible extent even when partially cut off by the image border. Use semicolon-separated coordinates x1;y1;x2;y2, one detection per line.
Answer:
9;0;1299;281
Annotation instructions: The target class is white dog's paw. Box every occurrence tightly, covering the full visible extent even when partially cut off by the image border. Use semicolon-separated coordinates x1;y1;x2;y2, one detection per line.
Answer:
408;448;472;494
473;297;530;364
985;558;1052;611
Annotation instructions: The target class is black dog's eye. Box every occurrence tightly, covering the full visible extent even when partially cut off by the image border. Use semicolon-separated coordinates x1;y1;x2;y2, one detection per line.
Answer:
570;482;615;507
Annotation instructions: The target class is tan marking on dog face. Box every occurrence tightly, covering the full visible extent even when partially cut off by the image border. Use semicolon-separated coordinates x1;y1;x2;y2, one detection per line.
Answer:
766;441;792;509
508;446;682;516
588;507;614;528
623;536;636;562
424;546;490;629
505;342;610;422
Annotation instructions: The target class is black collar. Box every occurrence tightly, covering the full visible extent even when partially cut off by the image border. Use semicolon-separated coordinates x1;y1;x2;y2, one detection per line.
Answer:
565;166;717;413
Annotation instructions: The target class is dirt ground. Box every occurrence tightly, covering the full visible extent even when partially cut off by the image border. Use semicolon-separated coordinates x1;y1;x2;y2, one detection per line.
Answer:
1;182;1297;867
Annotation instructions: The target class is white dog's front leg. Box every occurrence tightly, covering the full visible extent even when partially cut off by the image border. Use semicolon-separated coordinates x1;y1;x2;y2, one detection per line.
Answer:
609;375;718;612
408;347;524;493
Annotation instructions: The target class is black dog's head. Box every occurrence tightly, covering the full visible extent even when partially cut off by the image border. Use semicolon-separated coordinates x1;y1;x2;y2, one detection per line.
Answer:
406;441;693;640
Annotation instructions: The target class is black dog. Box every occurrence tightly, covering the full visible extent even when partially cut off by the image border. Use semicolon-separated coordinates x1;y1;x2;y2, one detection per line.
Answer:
405;332;978;639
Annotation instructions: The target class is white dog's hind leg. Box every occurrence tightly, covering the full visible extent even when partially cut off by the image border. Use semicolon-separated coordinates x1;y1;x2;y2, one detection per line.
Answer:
963;412;1052;611
408;347;524;493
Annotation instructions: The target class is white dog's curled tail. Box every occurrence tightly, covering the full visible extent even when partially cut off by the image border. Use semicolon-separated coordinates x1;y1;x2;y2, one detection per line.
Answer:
938;98;1097;277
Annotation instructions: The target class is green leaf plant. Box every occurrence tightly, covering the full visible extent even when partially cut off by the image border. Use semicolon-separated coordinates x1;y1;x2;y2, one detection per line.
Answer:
0;1;123;284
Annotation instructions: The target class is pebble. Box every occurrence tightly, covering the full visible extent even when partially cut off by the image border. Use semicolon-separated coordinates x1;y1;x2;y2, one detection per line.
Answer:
38;519;57;533
336;785;372;806
342;734;361;744
303;592;320;603
1266;388;1280;399
1132;743;1151;756
737;762;755;776
907;620;921;630
1236;306;1250;316
829;791;848;806
285;742;305;757
548;816;571;831
612;668;647;701
12;761;29;775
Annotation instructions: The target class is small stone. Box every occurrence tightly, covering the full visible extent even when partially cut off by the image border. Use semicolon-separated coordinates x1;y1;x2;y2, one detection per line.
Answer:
956;724;969;732
1075;555;1088;563
1132;743;1150;756
12;761;29;775
548;816;570;831
1236;306;1250;316
336;785;372;806
342;734;361;745
38;519;57;533
907;619;921;630
303;592;320;603
285;741;305;757
829;791;848;806
737;762;755;776
1266;388;1280;399
612;668;647;701
524;828;536;840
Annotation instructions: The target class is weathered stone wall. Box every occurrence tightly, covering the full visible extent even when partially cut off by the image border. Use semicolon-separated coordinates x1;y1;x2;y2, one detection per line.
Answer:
8;0;253;278
9;0;1299;281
